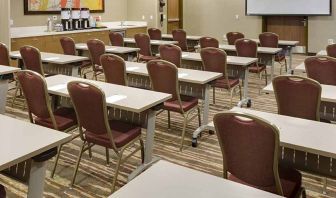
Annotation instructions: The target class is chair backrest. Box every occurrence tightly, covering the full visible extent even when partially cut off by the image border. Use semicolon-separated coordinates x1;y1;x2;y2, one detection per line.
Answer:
100;54;127;86
326;44;336;58
235;39;257;58
148;28;162;40
147;60;180;102
172;29;188;51
305;56;336;85
60;36;76;55
17;70;55;126
200;37;219;49
134;33;152;56
68;81;116;148
259;32;279;48
19;46;44;76
226;32;245;45
0;43;10;66
273;75;321;121
159;44;182;68
214;112;283;196
109;32;124;47
201;47;227;77
87;39;106;67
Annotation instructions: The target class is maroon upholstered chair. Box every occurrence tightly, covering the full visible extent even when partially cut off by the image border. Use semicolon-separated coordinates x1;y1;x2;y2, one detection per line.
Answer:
0;184;5;198
60;37;91;78
101;54;127;86
87;39;106;80
273;75;321;121
0;43;10;66
214;112;305;198
201;47;241;106
326;44;336;58
172;29;194;52
147;60;201;151
226;32;245;45
305;56;336;85
20;46;45;76
109;32;124;47
200;37;219;49
67;81;144;192
16;70;78;178
259;32;287;74
134;33;160;62
159;44;182;68
235;39;268;89
148;28;162;40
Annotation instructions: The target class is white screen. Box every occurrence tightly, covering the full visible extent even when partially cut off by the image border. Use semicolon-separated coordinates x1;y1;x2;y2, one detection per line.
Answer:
246;0;331;15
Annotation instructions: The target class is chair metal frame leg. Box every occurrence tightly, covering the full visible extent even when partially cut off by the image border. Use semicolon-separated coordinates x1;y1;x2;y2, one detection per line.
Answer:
213;86;216;104
180;115;188;152
106;147;110;166
111;152;123;193
167;110;171;129
50;145;63;178
197;107;201;127
71;141;87;187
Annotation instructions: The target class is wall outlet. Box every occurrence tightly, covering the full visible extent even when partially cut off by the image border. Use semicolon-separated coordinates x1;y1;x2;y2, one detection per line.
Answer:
52;15;58;20
328;39;334;45
142;15;145;20
150;15;153;20
163;15;166;19
235;14;239;20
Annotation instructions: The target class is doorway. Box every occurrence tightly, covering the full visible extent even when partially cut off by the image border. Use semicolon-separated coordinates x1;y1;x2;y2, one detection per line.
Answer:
167;0;183;33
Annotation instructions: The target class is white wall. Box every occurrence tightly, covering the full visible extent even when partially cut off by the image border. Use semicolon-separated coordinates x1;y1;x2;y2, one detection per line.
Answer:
0;0;10;47
127;0;159;29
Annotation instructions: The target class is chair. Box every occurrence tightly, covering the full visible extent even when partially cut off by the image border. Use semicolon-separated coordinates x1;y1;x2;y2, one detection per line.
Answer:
16;70;78;178
273;75;321;121
87;39;106;80
134;33;160;62
226;32;244;45
60;37;91;78
0;43;10;66
326;44;336;58
148;28;162;40
20;46;45;75
100;54;127;86
235;39;268;89
0;184;5;198
147;60;201;151
109;32;124;47
259;32;288;74
201;47;241;106
200;37;219;49
172;29;194;52
305;56;336;86
67;81;144;192
159;44;182;68
214;111;306;198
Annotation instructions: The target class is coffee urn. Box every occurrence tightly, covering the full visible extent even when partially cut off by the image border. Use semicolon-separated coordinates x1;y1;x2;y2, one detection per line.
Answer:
61;8;71;31
80;8;90;29
72;8;81;30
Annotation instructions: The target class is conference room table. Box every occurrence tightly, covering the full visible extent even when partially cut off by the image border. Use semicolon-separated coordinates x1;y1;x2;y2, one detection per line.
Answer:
124;61;222;141
109;160;283;198
75;43;140;61
0;65;20;114
161;33;202;48
200;107;336;180
0;114;71;198
123;38;178;54
195;44;282;80
44;75;172;180
10;51;89;77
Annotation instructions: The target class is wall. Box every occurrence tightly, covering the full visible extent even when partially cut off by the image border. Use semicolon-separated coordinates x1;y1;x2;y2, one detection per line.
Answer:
127;0;159;29
10;0;128;27
0;0;10;47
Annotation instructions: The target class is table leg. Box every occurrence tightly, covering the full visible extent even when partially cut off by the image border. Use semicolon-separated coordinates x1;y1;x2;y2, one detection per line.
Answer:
128;109;159;181
0;80;9;114
27;161;47;198
270;55;275;81
71;65;80;77
237;68;251;108
288;47;293;74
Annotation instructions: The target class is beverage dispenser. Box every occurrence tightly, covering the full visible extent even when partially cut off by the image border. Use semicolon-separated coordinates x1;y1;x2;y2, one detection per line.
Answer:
61;8;71;31
72;8;81;30
80;8;90;29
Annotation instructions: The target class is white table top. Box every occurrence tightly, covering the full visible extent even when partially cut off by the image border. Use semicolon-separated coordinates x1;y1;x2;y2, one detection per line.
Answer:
124;38;178;45
125;61;222;84
75;43;140;54
262;82;336;103
0;65;20;75
181;52;257;66
251;39;299;47
317;50;327;56
195;44;282;55
45;75;171;113
294;62;305;72
162;34;202;41
0;114;71;170
109;160;283;198
10;51;89;65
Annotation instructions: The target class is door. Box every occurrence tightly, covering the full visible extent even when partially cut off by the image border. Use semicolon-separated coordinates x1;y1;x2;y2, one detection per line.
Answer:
263;16;308;53
167;0;183;33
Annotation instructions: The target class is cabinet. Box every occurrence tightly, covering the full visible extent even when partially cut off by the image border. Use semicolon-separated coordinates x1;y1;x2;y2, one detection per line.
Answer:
126;27;147;38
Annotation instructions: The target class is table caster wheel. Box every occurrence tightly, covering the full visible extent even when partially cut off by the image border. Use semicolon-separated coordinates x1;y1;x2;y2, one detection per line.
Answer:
191;138;198;147
209;130;215;135
247;99;252;108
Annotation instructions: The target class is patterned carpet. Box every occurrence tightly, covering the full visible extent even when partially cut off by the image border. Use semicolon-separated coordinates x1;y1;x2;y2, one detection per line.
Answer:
1;54;336;198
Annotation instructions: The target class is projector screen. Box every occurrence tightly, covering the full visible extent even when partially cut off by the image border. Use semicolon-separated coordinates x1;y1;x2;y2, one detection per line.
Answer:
246;0;332;16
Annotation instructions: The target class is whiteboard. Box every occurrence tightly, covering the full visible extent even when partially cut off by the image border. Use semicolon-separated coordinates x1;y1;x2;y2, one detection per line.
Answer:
246;0;331;16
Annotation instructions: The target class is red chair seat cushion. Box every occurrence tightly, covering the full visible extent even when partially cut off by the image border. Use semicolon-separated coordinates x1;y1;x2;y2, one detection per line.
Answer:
275;55;286;62
212;77;239;89
35;107;77;131
164;95;198;113
228;165;302;198
139;55;160;62
249;63;266;73
85;120;141;148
